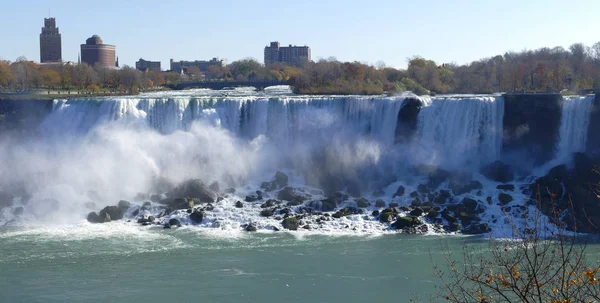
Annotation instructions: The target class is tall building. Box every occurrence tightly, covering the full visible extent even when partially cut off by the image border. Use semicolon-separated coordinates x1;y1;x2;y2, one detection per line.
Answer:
136;58;161;72
80;35;117;68
264;41;311;66
169;58;226;73
39;18;62;63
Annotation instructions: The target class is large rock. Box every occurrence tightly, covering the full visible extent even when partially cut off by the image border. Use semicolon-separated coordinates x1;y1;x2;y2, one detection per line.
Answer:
161;197;194;210
497;184;515;191
449;181;483;196
260;209;274;217
392;216;422;230
87;212;102;223
394;185;405;197
277;187;307;204
460;198;480;214
356;198;369;208
189;210;203;224
379;209;396;223
168;179;217;203
311;198;337;212
462;223;491;235
530;156;600;233
498;193;513;205
282;217;299;230
99;206;125;221
482;161;514;183
424;166;451;188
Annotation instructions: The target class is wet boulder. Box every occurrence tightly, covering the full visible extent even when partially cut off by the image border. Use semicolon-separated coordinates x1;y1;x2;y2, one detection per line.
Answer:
161;197;194;210
235;201;244;208
260;209;274;217
164;218;182;228
425;167;451;188
310;198;337;212
99;206;125;221
277;187;307;204
498;193;513;205
409;207;424;217
379;209;396;223
392;216;422;230
417;184;429;194
245;194;260;202
394;185;405;197
460;198;480;214
497;184;515;191
168;179;217;203
245;224;257;232
482;161;514;183
260;199;277;208
356;198;369;208
375;199;386;208
87;212;102;223
462;223;491;235
189;210;204;224
282;217;299;230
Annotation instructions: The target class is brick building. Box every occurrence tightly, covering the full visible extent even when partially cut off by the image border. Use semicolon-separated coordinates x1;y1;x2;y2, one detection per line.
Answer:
136;58;161;72
264;41;311;66
169;58;226;73
80;35;117;68
39;18;62;63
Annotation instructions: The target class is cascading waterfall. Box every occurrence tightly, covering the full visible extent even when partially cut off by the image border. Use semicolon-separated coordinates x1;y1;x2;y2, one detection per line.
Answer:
5;89;600;235
415;96;504;170
42;96;417;146
555;95;594;163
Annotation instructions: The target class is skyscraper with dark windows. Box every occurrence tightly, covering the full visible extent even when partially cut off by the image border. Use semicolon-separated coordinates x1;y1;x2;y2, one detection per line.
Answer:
39;18;62;63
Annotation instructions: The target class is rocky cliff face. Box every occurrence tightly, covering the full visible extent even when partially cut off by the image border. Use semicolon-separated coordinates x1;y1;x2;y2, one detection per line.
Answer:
586;94;600;157
502;94;562;165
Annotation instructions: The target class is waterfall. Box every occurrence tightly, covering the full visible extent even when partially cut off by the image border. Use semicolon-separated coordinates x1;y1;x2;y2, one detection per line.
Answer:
41;96;417;146
555;95;594;162
415;96;504;170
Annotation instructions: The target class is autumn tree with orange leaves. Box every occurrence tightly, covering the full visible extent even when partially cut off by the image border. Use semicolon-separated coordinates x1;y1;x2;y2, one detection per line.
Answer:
420;199;600;303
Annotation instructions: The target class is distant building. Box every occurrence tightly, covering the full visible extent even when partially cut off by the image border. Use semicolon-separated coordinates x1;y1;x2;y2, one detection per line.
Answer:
39;18;62;63
136;58;161;72
169;58;226;73
80;35;117;68
264;41;311;66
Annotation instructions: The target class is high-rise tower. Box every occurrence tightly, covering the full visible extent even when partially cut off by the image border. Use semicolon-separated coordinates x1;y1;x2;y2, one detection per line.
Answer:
39;18;62;63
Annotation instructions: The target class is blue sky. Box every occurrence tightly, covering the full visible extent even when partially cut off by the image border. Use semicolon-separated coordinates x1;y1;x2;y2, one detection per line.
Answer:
2;0;599;69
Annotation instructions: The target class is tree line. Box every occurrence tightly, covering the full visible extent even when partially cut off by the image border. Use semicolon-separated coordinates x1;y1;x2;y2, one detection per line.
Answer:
1;41;600;95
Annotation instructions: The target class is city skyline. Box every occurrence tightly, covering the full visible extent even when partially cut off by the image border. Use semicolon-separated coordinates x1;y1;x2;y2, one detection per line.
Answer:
2;0;600;69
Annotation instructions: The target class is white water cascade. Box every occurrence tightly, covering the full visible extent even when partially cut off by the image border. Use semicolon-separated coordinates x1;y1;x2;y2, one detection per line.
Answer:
555;95;595;163
415;96;505;170
41;95;418;147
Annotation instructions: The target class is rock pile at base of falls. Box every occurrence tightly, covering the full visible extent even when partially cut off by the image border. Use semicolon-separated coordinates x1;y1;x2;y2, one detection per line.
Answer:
530;152;600;233
80;171;507;235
